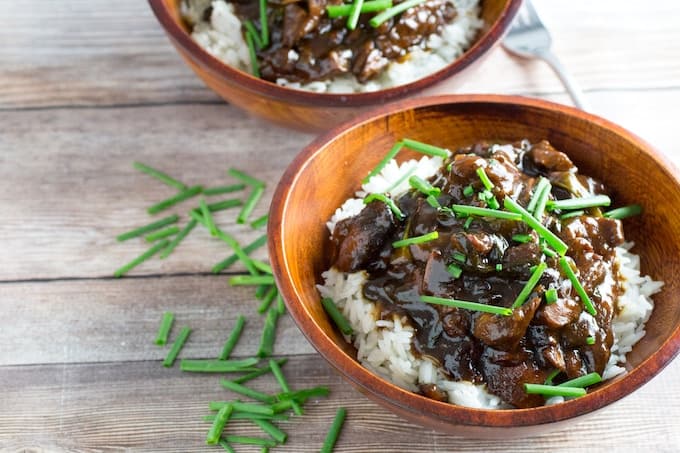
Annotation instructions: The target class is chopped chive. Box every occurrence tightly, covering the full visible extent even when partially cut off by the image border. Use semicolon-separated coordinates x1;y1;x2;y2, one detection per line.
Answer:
238;185;265;224
219;315;247;360
560;210;584;220
558;257;596;316
270;359;302;416
447;263;462;279
541;245;557;258
487;196;500;210
449;204;522;221
504;197;568;256
321;298;354;335
545;288;558;304
383;166;417;195
159;218;197;259
270;399;296;413
261;448;269;453
257;286;278;314
215;230;258;275
213;234;267;274
147;185;203;214
512;234;532;243
548;195;611;211
204;412;289;422
495;263;503;272
526;177;550;213
476;167;494;191
228;168;265;188
558;372;602;388
604;204;642;219
544;369;561;385
163;326;191;367
203;183;246;196
401;138;449;158
524;383;586;397
321;408;347;453
364;193;404;219
220;379;275;404
369;0;427;26
243;20;263;50
363;142;404;184
327;0;392;18
257;307;280;358
586;336;596;345
233;358;288;384
253;419;287;444
421;295;512;316
180;358;258;373
114;239;170;277
259;0;269;46
278;386;331;402
426;195;441;208
211;401;275;416
255;284;270;300
463;185;475;197
206;403;233;445
245;31;260;77
452;251;466;263
133;162;186;190
251;213;269;229
392;231;438;248
191;198;243;214
199;199;218;236
478;190;493;202
116;214;179;242
409;175;441;197
145;225;180;242
347;0;364;29
218;440;236;453
154;311;175;345
251;259;273;275
276;293;286;314
224;436;277;448
229;275;275;286
511;262;547;309
463;217;473;230
532;180;552;220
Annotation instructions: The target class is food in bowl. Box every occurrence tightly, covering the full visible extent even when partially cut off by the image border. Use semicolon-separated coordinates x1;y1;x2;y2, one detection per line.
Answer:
181;0;483;93
317;137;662;409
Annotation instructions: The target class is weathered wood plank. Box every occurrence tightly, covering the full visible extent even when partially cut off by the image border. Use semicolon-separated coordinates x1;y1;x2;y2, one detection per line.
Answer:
0;274;315;367
0;357;679;452
1;0;679;109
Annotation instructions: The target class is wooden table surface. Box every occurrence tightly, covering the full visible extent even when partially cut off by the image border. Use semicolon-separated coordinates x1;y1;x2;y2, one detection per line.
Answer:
2;0;680;451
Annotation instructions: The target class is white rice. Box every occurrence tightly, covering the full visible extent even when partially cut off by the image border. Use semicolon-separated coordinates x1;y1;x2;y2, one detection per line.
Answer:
182;0;484;93
317;154;663;409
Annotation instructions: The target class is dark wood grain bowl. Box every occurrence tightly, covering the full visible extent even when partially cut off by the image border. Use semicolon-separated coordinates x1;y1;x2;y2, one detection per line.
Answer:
148;0;521;132
268;95;680;437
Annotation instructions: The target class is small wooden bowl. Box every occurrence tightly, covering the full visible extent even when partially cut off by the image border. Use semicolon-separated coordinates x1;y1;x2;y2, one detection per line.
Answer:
148;0;521;132
268;95;680;437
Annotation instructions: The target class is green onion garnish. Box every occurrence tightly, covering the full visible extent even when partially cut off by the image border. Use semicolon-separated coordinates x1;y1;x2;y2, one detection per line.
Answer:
238;185;265;224
426;195;441;208
245;31;260;77
421;295;512;316
495;263;503;272
200;199;218;236
259;0;269;47
604;204;642;219
211;401;274;416
223;436;276;448
203;183;246;196
320;407;347;453
545;288;558;304
476;167;494;191
558;256;596;316
362;142;403;183
133;162;186;190
463;217;473;230
369;0;428;27
219;440;236;453
253;419;287;444
229;275;275;286
401;138;449;158
191;198;243;215
244;20;263;50
524;383;586;397
213;234;267;273
163;326;191;367
276;293;286;314
321;297;354;335
257;286;278;314
452;251;466;263
512;234;532;243
544;369;561;385
327;0;392;18
278;386;331;402
116;214;179;242
547;195;611;211
447;263;462;279
251;213;269;229
147;185;202;215
154;311;175;345
449;204;523;221
220;379;275;404
487;196;500;210
478;190;493;202
560;210;584;220
511;262;547;309
233;358;288;385
392;231;438;248
228;168;265;188
364;193;404;219
214;229;258;275
145;225;179;242
347;0;364;29
383;166;417;195
251;259;273;275
586;336;596;345
255;283;269;299
504;197;568;256
218;315;247;360
532;180;552;220
558;372;602;388
463;185;474;197
257;307;280;358
526;177;550;213
409;175;440;197
114;239;170;277
541;245;557;258
159;218;197;259
270;359;302;416
206;403;233;445
204;412;289;422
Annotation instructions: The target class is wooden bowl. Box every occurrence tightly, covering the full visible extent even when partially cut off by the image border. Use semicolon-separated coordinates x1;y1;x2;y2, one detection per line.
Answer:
268;94;680;437
148;0;521;132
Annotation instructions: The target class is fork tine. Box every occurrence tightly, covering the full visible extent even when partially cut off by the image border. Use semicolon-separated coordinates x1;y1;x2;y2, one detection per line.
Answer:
522;0;543;23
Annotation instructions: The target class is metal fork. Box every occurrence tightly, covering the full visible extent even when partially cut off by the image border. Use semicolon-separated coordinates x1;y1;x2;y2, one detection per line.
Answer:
502;0;588;110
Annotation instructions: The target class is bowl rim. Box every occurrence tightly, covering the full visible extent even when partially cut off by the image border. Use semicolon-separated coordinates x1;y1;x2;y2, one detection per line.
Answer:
268;94;680;427
148;0;523;107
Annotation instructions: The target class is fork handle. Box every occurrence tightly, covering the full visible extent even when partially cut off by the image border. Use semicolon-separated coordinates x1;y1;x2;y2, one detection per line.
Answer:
538;50;589;111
